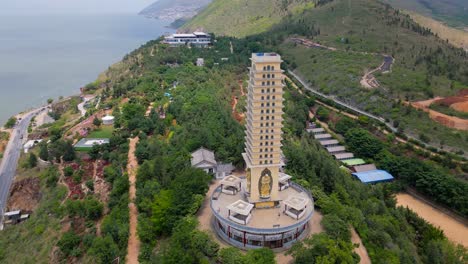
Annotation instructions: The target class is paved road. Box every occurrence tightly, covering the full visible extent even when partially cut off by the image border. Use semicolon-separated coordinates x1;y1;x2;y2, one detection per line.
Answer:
0;108;42;230
288;70;393;129
288;70;463;157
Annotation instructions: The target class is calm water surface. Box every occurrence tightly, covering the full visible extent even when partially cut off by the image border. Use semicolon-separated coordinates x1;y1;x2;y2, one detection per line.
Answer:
0;14;173;124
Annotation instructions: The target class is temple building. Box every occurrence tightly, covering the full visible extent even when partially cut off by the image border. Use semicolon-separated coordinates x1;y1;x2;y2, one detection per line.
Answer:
210;53;314;250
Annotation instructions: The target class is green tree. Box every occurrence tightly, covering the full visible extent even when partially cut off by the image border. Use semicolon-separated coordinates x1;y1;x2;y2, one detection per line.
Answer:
218;248;245;264
345;128;384;159
57;231;81;257
88;236;119;264
93;117;102;127
244;248;275;264
39;142;49;161
150;190;174;236
4;117;17;128
27;153;38;168
289;233;358;264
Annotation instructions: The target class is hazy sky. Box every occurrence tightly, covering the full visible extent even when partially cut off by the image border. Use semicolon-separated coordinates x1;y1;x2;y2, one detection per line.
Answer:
2;0;156;14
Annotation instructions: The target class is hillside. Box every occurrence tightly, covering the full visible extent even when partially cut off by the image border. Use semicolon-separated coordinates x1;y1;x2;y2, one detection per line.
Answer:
182;0;322;37
383;0;468;28
185;0;468;152
139;0;212;21
403;11;468;50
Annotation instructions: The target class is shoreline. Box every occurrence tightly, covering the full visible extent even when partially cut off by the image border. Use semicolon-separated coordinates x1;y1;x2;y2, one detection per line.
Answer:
0;93;81;131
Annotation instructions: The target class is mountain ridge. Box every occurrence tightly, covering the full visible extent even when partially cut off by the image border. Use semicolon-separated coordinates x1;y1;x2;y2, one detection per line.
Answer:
139;0;212;21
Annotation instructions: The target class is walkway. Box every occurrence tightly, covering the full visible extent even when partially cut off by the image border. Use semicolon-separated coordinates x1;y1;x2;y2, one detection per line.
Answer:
126;137;140;264
351;228;371;264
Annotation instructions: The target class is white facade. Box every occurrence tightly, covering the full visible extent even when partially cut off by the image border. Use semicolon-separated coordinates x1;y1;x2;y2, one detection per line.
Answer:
102;115;115;125
163;32;211;47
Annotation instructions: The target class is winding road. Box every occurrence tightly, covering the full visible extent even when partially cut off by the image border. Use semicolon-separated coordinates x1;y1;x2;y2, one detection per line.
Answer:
0;108;43;230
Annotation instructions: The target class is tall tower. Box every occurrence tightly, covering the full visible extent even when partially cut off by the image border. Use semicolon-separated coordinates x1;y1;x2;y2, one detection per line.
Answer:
243;53;285;208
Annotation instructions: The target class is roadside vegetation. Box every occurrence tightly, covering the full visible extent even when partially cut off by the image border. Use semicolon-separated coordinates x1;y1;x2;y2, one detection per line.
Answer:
4;117;17;129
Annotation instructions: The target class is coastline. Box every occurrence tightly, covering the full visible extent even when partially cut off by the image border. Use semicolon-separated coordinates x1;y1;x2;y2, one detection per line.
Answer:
0;14;174;126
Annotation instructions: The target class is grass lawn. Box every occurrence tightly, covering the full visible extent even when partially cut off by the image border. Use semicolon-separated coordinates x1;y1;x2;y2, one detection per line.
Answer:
87;125;114;138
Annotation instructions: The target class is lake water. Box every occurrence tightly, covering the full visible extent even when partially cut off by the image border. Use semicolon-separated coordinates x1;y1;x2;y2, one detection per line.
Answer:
0;13;173;125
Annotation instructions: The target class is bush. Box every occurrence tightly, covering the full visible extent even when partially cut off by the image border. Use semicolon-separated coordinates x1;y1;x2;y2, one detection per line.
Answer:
4;117;17;128
64;166;74;177
88;236;119;264
57;232;81;257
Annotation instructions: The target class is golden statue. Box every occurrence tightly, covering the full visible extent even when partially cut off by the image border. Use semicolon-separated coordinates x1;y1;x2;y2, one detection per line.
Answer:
259;169;272;198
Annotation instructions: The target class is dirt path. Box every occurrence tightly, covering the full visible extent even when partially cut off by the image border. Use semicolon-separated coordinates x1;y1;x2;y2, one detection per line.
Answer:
396;193;468;247
238;81;245;96
126;137;140;264
351;228;371;264
290;37;393;89
409;99;468;131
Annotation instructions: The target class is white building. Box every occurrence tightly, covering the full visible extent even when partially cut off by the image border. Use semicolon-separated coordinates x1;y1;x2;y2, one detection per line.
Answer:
163;32;211;47
191;147;234;178
191;147;217;174
102;115;115;125
23;139;43;153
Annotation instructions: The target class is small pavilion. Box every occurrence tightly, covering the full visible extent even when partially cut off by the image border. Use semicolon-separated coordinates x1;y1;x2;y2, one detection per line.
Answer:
279;173;292;191
220;175;242;195
283;195;308;220
227;200;254;225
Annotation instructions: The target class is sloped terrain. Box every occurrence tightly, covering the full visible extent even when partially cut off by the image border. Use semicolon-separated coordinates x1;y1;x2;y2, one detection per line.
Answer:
182;0;320;37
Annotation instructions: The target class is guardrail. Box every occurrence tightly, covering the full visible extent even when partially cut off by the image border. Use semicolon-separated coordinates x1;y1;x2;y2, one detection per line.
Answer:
210;182;314;234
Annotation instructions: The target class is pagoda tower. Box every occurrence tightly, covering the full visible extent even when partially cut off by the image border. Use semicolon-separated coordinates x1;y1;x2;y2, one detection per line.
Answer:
242;53;285;208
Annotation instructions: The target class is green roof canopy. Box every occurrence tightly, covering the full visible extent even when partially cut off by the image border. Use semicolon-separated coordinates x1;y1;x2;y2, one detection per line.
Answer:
342;158;366;166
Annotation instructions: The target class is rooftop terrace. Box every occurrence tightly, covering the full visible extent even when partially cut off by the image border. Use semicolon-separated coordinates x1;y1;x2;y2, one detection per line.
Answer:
211;178;314;230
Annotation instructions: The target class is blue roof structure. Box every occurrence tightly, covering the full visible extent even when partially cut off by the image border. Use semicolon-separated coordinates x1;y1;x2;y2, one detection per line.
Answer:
352;170;394;184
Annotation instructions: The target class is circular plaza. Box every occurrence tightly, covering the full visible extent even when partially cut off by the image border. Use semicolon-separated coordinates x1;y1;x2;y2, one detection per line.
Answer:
210;174;314;251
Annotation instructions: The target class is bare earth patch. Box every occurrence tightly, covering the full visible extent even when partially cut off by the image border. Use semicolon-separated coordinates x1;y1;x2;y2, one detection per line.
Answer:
126;137;140;264
396;193;468;247
410;94;468;131
351;228;371;264
7;177;41;212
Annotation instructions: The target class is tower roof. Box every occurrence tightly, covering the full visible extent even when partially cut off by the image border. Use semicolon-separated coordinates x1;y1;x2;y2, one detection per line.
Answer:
251;52;283;63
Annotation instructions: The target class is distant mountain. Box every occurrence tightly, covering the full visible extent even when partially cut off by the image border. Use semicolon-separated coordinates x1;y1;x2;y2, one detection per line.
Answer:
383;0;468;28
139;0;212;21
